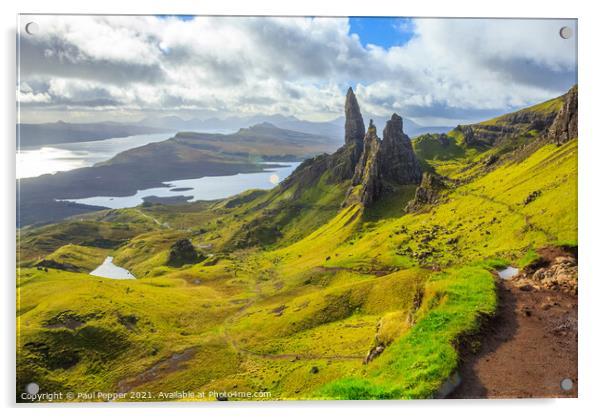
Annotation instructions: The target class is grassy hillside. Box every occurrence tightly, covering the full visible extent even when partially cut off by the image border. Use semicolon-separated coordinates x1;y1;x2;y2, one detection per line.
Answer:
16;92;577;401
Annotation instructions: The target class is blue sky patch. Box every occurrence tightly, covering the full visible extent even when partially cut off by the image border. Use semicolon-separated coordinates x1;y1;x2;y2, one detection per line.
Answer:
349;17;415;49
157;15;195;21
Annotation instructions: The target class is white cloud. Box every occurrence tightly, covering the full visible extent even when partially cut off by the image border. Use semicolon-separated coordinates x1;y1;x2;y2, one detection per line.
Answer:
18;16;577;125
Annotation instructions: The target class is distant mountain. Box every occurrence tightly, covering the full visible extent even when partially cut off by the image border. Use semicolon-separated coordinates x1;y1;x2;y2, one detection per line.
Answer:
170;122;340;160
18;121;170;148
139;113;452;141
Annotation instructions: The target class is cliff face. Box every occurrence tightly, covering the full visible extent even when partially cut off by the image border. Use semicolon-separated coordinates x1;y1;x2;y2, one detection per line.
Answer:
546;85;578;144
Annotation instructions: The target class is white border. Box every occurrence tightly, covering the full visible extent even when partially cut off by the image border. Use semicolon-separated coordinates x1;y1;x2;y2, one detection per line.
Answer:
2;1;601;415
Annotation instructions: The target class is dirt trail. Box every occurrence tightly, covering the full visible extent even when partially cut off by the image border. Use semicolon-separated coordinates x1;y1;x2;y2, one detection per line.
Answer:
135;209;170;229
450;277;577;398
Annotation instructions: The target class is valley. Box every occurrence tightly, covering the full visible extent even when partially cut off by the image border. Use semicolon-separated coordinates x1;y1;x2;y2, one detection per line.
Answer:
16;86;578;401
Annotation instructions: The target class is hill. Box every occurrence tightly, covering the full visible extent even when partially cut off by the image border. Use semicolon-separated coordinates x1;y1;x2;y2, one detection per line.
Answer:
18;121;170;148
16;86;577;401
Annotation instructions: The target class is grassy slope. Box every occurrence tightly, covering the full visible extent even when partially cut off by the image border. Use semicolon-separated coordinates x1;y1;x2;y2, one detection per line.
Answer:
17;126;576;400
413;134;466;161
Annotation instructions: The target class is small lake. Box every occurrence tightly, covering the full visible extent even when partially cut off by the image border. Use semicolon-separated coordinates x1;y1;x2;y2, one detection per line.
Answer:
498;266;520;280
17;133;176;179
90;256;135;280
62;162;301;209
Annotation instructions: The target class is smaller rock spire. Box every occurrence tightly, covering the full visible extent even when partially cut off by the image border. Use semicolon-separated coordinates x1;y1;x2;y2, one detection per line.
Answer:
380;113;422;185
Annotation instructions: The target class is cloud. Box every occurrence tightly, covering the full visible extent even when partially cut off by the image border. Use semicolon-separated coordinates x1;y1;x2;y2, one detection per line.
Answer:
18;15;577;125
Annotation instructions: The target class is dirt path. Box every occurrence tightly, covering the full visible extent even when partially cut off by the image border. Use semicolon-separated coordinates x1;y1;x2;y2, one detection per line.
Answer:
449;278;577;398
135;209;170;229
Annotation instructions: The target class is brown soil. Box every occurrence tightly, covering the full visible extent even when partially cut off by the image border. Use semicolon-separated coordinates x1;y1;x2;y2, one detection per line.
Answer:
449;277;577;399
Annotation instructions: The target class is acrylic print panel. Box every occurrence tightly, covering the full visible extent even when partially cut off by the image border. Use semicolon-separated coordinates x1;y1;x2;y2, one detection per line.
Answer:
16;15;578;402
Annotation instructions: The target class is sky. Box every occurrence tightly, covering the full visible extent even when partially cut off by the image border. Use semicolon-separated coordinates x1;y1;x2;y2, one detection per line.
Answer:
17;15;577;126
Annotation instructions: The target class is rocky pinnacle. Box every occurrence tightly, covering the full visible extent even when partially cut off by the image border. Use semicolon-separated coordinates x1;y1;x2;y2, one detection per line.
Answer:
380;113;422;185
344;87;366;146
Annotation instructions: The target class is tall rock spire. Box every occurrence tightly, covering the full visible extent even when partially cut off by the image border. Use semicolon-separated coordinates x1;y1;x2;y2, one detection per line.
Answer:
344;87;365;146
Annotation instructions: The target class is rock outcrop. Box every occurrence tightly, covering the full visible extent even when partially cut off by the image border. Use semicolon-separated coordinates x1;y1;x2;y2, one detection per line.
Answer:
167;238;202;266
405;172;446;212
452;86;577;148
457;125;475;146
380;114;422;185
546;85;578;145
513;253;578;295
345;115;422;206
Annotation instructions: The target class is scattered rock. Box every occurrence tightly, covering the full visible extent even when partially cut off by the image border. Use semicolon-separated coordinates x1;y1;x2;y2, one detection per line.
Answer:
483;154;499;166
271;305;287;317
518;283;534;292
513;248;577;294
523;190;542;205
363;345;385;364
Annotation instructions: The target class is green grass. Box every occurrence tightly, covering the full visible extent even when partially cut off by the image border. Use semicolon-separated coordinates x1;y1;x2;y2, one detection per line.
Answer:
317;265;497;399
43;244;111;272
413;133;465;161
